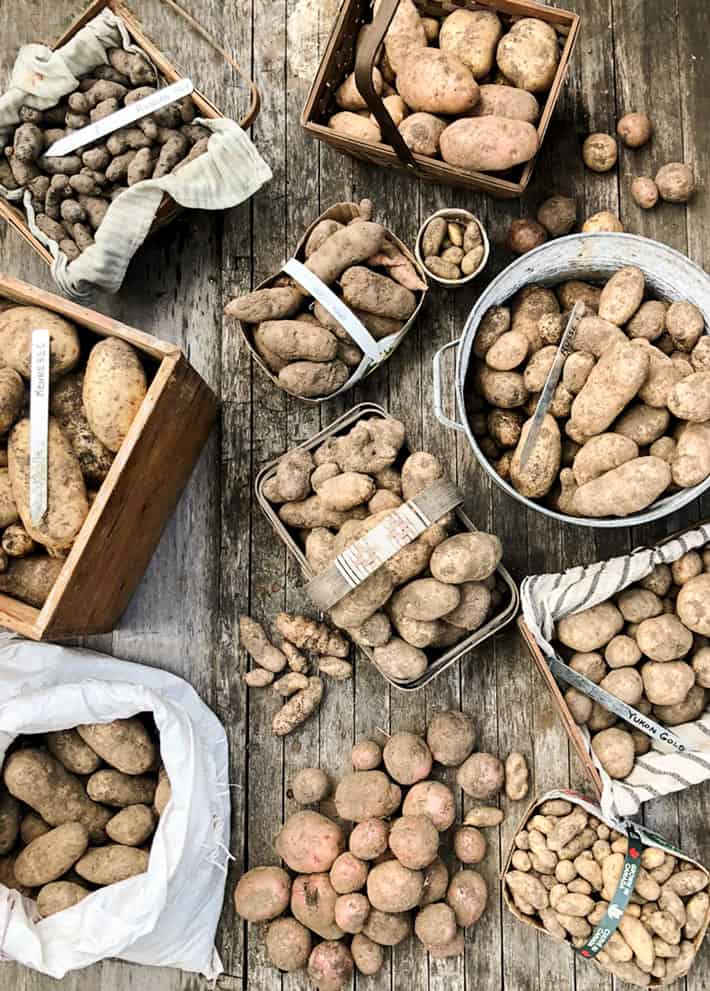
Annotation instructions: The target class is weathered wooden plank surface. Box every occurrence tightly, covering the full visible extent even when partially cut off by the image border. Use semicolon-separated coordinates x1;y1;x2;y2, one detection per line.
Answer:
1;1;710;991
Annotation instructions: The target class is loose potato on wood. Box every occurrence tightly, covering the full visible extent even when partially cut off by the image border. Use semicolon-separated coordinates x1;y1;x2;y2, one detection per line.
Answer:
9;417;88;552
275;810;345;873
234;865;291;922
83;338;147;452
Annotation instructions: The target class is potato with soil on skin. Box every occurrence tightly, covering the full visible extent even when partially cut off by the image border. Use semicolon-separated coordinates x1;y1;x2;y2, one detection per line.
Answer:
383;732;432;785
567;340;649;439
676;573;710;635
636;613;693;661
642;660;695;706
373;637;428;682
668;371;710;422
399;113;447;156
537;196;576;237
631;177;659;209
571;456;672;518
0;788;20;855
234;865;291;921
430;532;502;584
265;916;312;972
77;718;156;775
47;728;102;776
106;803;156;846
655;162;695;203
75;844;149;885
617;111;653;148
275;809;344;873
402;780;456;832
279;359;350;398
36;880;90;918
49;372;114;486
330;851;368;894
307;940;353;991
509;218;547;255
456;752;505;800
556;601;624;652
335;770;402;822
572;434;638;486
351;740;382;771
415;901;458;949
340;266;416;322
470;84;540;124
0;467;19;528
427;709;476;767
591;727;635;779
349;817;389;862
447;869;488;927
256;320;337;363
14;822;89;886
0;555;64;607
666;300;704;352
291;872;344;940
290;767;330;805
582;211;624;233
0;369;24;436
351;933;384;975
335;67;383;110
438;8;502;78
87;769;156;807
510;415;561;499
389;814;440;869
9;417;88;552
439;116;539;172
454;826;487;864
496;17;559;93
396;48;480;116
390;578;461;624
367;858;424;912
377;0;427;74
82;338;147;453
582;133;618;173
0;307;80;381
317;471;375;511
3;748;111;842
505;752;529;801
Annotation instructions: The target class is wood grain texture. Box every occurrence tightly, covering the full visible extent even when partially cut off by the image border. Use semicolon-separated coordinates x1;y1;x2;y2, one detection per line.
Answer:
1;1;710;990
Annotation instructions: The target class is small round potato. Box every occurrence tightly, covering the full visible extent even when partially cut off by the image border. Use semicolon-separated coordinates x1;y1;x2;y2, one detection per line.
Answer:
582;211;624;234
456;752;505;799
351;740;382;770
265;917;312;972
537;195;577;237
349;818;389;861
36;880;90;918
509;219;547;255
330;851;369;894
631;177;659;209
582;133;618;172
389;814;440;869
383;732;433;785
617;112;653;148
105;804;156;846
591;727;635;779
307;940;353;991
290;767;331;805
399;113;447;156
454;826;487;864
447;869;487;927
402;780;456;831
655;162;695;203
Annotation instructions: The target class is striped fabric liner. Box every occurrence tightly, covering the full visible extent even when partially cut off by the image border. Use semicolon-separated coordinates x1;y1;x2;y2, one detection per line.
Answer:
521;523;710;819
0;10;271;301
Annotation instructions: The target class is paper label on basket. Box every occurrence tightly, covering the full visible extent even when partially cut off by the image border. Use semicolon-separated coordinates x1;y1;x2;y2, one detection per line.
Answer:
306;478;462;611
548;654;689;753
282;258;381;361
575;821;646;960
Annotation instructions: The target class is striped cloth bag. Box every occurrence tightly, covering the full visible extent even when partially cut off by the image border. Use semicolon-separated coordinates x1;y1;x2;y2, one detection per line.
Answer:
521;523;710;819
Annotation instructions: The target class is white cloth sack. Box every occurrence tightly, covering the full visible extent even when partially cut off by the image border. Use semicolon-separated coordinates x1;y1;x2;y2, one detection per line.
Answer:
0;636;230;979
521;523;710;820
0;10;271;301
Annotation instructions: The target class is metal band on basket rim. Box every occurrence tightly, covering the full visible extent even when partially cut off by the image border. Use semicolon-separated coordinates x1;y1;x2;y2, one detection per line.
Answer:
306;477;462;611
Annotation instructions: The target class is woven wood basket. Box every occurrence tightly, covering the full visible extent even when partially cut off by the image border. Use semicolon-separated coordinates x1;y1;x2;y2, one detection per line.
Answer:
302;0;580;198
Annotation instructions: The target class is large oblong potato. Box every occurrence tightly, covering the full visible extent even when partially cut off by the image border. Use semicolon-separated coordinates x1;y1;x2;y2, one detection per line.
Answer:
340;267;416;321
439;9;503;79
571;456;671;518
568;342;650;440
672;422;710;488
396;49;479;116
0;306;81;380
496;18;560;93
430;533;502;584
87;769;157;807
510;414;561;498
0;466;19;528
75;844;150;885
279;360;350;398
440;117;538;172
83;338;148;453
77;718;157;775
390;578;461;623
598;267;645;326
373;638;428;682
14;822;89;886
9;417;88;552
49;372;114;486
257;320;337;362
572;434;639;486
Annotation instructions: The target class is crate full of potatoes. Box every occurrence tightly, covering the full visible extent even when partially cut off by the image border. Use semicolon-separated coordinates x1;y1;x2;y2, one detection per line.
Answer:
302;0;580;197
0;639;229;978
256;402;518;689
225;200;427;402
520;520;710;819
0;274;217;640
503;790;710;988
0;2;267;299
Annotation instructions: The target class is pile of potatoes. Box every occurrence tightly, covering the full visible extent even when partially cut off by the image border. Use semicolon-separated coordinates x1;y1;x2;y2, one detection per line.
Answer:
263;415;510;683
225;200;426;398
0;716;170;917
327;2;570;173
0;300;148;607
0;47;208;258
469;265;710;518
239;612;354;736
505;797;709;986
552;546;710;783
234;711;530;989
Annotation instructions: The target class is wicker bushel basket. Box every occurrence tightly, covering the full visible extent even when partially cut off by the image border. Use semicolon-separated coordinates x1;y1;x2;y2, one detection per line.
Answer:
301;0;580;198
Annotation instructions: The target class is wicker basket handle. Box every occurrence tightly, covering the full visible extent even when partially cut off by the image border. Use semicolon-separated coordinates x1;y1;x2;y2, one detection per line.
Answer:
354;0;417;171
154;0;261;129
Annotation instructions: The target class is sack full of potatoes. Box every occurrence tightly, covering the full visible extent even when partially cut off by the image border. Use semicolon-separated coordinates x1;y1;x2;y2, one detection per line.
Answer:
0;635;230;978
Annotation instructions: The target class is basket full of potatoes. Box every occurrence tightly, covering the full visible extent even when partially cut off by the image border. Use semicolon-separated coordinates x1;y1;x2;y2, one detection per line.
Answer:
302;0;580;196
503;790;710;988
520;522;710;818
257;403;518;688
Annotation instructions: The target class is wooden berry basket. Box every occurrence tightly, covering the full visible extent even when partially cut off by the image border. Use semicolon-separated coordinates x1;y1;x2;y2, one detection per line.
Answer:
0;273;218;640
0;0;261;267
301;0;581;198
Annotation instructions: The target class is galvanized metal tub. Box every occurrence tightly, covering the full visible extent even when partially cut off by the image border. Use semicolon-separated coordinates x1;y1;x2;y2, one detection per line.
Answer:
256;402;519;691
433;233;710;528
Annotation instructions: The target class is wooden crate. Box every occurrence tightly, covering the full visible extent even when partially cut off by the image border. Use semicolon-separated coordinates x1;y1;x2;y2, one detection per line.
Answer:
0;0;260;267
0;273;218;640
301;0;581;198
